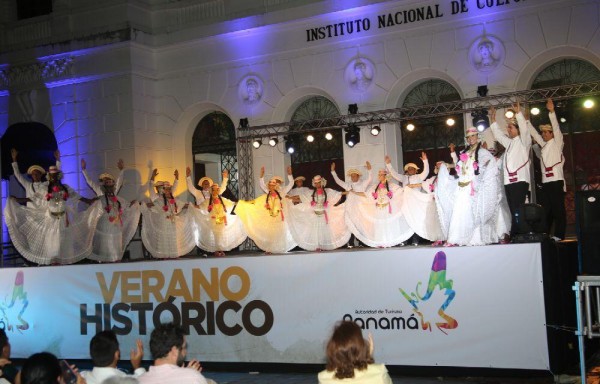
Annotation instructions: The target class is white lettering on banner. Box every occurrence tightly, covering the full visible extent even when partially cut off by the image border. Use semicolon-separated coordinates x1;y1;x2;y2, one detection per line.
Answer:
0;245;549;370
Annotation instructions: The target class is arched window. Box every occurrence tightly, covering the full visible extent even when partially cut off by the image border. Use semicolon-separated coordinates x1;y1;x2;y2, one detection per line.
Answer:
401;79;464;166
191;112;238;199
288;96;343;164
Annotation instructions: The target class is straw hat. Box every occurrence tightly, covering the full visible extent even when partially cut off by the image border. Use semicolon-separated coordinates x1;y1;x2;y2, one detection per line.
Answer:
27;165;45;175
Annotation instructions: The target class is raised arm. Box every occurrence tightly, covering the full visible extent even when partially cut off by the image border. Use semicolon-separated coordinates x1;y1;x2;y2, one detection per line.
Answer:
528;120;544;147
489;106;511;148
115;159;125;192
10;148;32;190
54;149;62;170
149;168;158;201
282;167;295;195
185;167;203;202
258;166;268;194
81;158;103;196
515;104;532;148
547;99;564;147
359;161;373;190
219;169;229;195
330;162;350;191
417;152;430;182
172;169;179;194
385;155;404;183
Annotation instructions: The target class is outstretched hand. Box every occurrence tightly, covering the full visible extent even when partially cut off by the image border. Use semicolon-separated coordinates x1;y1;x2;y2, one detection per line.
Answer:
81;158;86;170
260;166;265;178
117;159;124;170
331;162;335;172
130;339;144;369
186;166;191;177
365;161;371;170
420;151;427;161
384;155;391;164
11;148;17;162
547;98;554;113
449;143;455;153
287;166;293;175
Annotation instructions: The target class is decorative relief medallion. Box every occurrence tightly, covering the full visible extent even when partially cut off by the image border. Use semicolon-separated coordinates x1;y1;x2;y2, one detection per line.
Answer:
238;75;263;105
345;57;375;93
469;36;504;73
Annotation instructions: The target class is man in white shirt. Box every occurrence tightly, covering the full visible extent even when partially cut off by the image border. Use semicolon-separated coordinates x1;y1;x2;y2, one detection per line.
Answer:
138;323;212;384
490;104;532;237
529;99;566;240
80;330;145;384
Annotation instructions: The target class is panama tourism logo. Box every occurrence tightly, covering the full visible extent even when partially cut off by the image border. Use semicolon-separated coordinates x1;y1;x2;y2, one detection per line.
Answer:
399;251;458;334
0;270;30;333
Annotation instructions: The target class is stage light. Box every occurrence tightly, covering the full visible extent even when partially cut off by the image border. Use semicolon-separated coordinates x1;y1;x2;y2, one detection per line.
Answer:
252;139;262;149
512;203;547;243
324;132;333;140
530;107;540;116
284;136;296;154
477;85;488;97
239;118;249;128
348;103;358;114
406;123;415;131
584;99;595;109
505;109;515;119
471;110;489;132
268;137;278;147
306;134;314;142
560;117;567;123
446;118;455;127
370;126;381;136
344;125;360;147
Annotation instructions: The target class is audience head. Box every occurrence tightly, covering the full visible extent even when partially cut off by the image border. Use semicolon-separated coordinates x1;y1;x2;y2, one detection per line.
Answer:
90;330;120;367
0;329;10;359
149;322;187;365
20;352;62;384
325;321;373;380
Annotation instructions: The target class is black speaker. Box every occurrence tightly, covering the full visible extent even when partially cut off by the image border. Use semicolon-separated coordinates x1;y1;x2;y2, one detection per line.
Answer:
575;190;600;274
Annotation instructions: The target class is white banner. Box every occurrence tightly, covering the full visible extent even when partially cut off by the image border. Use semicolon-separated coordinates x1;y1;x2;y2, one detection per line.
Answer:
0;244;548;369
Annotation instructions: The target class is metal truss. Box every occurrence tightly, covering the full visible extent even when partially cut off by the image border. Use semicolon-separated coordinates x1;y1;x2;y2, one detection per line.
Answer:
238;80;600;140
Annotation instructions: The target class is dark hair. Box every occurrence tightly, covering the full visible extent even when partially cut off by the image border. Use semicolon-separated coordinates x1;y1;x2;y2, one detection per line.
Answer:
461;142;482;176
149;322;185;360
325;321;373;379
265;190;282;208
90;330;119;367
0;328;8;350
311;186;328;204
20;352;62;384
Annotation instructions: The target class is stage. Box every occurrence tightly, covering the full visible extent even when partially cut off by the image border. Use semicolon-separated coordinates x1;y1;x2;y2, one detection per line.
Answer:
0;240;582;375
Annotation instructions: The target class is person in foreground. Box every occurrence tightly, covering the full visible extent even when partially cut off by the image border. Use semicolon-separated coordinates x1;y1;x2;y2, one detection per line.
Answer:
80;330;145;384
138;322;212;384
318;321;392;384
17;352;85;384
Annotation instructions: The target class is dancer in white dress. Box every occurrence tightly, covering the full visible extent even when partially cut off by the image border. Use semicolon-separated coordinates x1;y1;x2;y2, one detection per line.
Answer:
10;148;61;208
286;175;351;251
331;161;372;248
235;167;297;254
344;168;413;248
141;169;196;258
385;152;442;244
4;165;102;265
81;158;141;262
190;182;247;257
422;160;452;246
436;127;499;246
